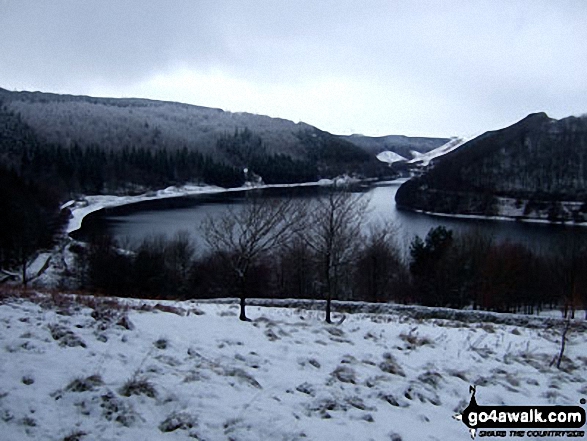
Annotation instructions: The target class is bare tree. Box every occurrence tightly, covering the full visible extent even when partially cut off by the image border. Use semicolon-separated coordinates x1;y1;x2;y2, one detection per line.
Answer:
202;195;305;321
303;189;369;323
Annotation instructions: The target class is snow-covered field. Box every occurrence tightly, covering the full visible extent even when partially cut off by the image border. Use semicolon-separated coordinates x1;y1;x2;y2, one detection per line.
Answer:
1;292;585;441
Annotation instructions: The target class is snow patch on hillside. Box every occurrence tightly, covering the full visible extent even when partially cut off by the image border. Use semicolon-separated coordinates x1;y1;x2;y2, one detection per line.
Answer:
408;137;469;167
373;137;471;167
376;151;407;165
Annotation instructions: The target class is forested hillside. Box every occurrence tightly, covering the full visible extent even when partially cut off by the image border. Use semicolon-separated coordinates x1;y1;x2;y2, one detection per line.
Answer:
0;88;409;193
0;88;309;157
396;112;587;221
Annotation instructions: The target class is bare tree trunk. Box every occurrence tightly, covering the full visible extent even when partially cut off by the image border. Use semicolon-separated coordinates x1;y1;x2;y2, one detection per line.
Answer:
556;320;571;369
239;295;248;321
303;190;368;323
238;277;249;321
572;281;577;319
324;257;333;323
21;257;27;288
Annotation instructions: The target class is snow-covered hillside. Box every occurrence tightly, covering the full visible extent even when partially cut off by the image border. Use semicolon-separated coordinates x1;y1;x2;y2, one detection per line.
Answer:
407;137;469;167
376;151;407;165
0;89;449;166
375;138;470;168
4;94;311;157
1;292;585;441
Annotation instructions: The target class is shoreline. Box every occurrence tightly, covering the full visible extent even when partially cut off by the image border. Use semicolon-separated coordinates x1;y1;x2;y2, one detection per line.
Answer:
66;177;587;239
396;205;587;228
62;176;368;235
27;178;361;287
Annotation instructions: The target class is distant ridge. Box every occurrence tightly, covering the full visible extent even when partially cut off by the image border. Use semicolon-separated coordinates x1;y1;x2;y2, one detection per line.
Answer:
340;133;449;160
0;87;445;161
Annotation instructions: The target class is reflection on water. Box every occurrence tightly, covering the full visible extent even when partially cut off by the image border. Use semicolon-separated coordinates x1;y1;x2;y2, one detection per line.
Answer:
76;180;587;255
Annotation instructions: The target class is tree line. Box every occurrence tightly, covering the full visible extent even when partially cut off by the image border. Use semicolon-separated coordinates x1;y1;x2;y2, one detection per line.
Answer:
17;143;245;195
408;226;586;318
72;190;587;321
0;165;62;282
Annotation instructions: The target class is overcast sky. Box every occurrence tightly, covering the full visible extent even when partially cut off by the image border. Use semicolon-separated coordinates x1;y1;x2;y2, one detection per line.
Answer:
1;1;586;138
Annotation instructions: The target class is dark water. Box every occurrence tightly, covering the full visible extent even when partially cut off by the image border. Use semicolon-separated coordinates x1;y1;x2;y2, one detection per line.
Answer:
75;180;587;255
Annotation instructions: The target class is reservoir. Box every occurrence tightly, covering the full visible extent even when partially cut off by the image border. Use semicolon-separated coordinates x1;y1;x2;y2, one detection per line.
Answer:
74;180;587;255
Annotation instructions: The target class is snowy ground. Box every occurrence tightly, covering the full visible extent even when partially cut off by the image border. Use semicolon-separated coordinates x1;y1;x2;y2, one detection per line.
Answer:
0;292;585;441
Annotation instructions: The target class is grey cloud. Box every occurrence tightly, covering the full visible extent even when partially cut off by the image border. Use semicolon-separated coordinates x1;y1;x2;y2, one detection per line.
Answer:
1;0;586;136
1;1;223;86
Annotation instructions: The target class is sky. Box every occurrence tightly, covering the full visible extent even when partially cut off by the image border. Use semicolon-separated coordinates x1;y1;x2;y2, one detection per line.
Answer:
1;1;586;138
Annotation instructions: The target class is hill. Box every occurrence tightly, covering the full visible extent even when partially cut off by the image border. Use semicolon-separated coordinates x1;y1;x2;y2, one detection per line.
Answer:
396;112;587;222
0;87;388;191
0;88;445;193
0;88;447;161
0;87;311;158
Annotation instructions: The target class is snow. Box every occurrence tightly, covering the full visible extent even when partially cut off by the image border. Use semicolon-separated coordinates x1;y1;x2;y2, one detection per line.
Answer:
408;197;587;227
63;185;226;234
24;253;52;280
0;293;585;441
64;179;354;235
370;138;470;168
407;137;470;167
376;151;407;165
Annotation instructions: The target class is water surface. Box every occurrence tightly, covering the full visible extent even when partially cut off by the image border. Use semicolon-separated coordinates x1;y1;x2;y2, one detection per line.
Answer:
76;180;587;255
